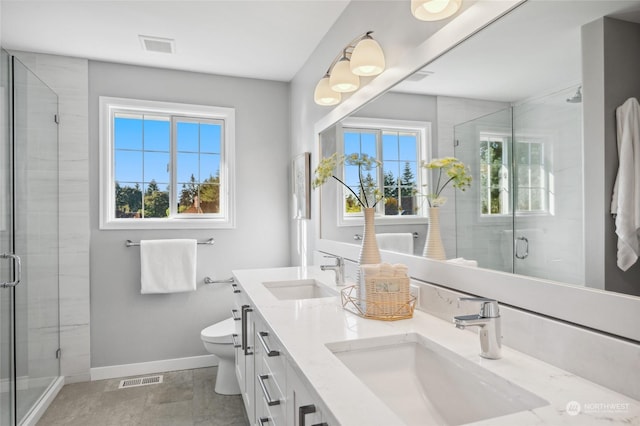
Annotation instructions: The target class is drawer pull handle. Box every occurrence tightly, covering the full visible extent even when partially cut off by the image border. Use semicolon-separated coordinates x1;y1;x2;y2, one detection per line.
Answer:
231;283;241;293
257;374;280;406
231;333;241;348
258;331;280;357
299;404;316;426
242;305;253;355
258;417;270;425
231;309;241;321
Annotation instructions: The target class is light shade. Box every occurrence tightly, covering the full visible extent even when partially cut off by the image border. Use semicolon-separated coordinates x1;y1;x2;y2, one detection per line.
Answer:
330;58;360;93
411;0;461;21
350;37;385;76
314;76;341;106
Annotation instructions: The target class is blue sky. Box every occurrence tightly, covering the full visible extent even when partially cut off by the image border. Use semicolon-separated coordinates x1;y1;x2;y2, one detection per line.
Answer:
114;117;221;191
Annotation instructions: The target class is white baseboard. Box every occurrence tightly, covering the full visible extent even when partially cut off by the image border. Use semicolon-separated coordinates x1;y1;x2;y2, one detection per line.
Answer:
90;354;218;381
20;376;64;426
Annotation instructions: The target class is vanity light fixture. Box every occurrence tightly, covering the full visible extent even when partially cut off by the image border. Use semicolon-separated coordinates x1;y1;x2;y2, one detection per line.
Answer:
411;0;462;21
314;31;385;106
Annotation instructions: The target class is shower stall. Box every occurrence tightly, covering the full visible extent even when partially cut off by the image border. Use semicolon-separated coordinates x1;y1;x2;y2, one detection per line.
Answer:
454;86;584;285
1;50;61;425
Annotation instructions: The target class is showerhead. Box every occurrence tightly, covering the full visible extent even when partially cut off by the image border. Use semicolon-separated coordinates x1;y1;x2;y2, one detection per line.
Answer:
566;86;582;103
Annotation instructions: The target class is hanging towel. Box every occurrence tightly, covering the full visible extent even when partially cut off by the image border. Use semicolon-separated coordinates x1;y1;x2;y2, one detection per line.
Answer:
445;257;478;267
611;97;640;271
376;233;414;255
140;239;197;294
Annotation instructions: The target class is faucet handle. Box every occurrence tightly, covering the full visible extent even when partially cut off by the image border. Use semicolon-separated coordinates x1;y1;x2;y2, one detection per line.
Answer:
323;254;343;266
459;297;500;318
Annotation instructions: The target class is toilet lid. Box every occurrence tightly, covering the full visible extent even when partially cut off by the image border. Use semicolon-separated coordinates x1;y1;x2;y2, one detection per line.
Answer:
201;317;236;344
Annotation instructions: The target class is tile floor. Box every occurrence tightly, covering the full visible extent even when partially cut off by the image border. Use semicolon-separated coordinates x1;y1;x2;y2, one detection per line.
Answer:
37;367;249;426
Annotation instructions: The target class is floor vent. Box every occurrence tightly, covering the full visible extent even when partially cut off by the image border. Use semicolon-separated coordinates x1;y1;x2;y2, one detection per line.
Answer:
118;374;163;389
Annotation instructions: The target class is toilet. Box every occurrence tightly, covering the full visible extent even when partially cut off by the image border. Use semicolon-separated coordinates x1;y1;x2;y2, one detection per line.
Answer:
201;317;240;395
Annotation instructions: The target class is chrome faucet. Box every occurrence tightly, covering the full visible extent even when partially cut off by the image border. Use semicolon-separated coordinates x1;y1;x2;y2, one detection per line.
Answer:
320;255;345;286
454;297;502;359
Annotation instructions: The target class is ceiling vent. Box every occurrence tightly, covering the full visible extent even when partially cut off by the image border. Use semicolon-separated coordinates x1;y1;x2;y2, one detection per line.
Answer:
405;69;434;82
139;35;175;54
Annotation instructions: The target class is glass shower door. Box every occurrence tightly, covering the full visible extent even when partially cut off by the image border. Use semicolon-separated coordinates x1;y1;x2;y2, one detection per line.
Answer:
512;87;584;285
455;108;513;272
10;56;59;425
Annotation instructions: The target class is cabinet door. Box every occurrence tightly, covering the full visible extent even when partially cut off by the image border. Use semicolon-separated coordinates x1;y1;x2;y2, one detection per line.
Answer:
286;363;325;426
233;288;255;422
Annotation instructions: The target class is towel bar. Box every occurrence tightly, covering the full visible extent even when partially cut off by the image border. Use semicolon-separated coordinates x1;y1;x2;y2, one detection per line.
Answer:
204;276;235;284
125;238;215;247
353;232;418;241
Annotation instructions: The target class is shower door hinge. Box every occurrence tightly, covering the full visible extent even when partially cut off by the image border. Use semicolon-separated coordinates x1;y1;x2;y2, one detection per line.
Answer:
55;348;61;359
454;139;459;147
54;114;59;124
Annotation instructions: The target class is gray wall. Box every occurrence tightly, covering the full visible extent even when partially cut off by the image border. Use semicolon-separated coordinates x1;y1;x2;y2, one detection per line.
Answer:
89;61;290;367
583;17;640;296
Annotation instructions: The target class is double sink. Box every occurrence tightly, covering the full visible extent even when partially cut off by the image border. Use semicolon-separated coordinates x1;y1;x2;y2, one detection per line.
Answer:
261;278;548;425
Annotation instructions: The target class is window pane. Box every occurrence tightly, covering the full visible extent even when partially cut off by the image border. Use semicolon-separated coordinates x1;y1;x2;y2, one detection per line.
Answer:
530;143;542;164
517;165;529;186
177;121;199;152
177;152;199;183
530;165;543;187
199;184;220;213
144;118;170;151
200;154;220;181
114;116;142;150
201;123;221;154
344;164;360;187
345;189;361;213
344;132;360;154
384;160;400;180
400;161;417;187
143;183;169;218
361;133;376;157
115;183;142;218
517;188;530;210
382;133;399;161
399;134;417;160
144;151;169;183
531;188;544;210
115;150;142;183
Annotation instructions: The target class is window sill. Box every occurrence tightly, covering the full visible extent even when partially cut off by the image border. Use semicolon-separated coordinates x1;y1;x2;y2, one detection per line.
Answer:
99;218;235;230
338;215;428;227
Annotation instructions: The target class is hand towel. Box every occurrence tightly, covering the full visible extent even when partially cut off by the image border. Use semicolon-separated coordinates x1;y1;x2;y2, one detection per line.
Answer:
140;239;197;294
611;97;640;271
376;233;414;255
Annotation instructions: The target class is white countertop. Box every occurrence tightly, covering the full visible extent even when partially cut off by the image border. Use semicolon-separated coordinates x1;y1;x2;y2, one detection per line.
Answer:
233;266;640;426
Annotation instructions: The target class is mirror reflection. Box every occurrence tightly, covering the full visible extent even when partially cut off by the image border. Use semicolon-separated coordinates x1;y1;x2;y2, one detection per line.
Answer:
318;0;640;297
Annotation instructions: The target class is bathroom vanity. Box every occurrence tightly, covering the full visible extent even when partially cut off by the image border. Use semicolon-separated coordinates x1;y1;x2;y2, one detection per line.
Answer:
232;266;639;425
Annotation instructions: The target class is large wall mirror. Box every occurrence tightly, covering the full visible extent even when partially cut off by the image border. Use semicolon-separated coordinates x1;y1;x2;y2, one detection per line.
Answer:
317;0;640;328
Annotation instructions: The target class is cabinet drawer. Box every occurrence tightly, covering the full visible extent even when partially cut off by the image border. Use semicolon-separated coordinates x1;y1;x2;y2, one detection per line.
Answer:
257;329;286;382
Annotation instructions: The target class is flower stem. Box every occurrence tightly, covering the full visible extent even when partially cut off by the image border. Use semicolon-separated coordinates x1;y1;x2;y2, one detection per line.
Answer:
331;175;364;207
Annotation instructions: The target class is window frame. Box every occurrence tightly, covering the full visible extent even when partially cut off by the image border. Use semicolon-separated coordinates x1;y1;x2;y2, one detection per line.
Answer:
99;96;236;230
337;117;431;227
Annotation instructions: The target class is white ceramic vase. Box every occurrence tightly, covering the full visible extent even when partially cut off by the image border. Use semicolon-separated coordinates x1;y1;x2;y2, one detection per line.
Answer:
423;206;446;260
359;207;381;266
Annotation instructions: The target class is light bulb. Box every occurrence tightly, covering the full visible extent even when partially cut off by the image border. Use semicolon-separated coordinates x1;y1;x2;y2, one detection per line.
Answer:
411;0;461;21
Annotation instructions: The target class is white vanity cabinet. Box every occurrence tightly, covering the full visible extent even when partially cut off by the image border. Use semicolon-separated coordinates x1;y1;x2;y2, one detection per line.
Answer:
232;283;256;422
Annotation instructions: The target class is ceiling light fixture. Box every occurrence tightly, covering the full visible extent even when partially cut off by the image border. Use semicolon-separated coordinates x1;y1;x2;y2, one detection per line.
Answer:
314;31;385;106
411;0;462;21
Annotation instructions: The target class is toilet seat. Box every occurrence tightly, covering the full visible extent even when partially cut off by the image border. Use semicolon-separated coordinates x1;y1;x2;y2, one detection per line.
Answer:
201;317;235;344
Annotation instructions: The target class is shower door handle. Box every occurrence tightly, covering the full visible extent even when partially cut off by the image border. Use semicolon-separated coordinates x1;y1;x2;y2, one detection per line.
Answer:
515;236;529;260
0;253;21;288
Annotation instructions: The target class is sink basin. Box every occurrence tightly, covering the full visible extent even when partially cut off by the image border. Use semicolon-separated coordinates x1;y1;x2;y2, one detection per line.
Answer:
262;279;337;300
326;333;548;426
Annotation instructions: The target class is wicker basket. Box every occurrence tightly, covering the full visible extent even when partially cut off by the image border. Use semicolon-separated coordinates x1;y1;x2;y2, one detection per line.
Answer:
341;285;416;321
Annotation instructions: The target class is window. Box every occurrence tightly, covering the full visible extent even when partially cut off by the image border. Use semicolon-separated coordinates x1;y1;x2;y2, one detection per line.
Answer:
339;118;430;224
479;131;550;217
100;97;235;229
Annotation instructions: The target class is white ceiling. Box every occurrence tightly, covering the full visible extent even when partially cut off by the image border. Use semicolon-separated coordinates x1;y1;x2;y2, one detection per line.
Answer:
1;0;350;82
393;0;640;103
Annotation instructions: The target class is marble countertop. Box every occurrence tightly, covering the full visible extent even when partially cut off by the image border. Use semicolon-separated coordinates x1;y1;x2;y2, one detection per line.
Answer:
233;266;639;426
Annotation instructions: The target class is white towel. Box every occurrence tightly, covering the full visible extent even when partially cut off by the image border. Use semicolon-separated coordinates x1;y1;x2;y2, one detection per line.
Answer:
611;97;640;271
376;233;414;255
140;239;197;294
